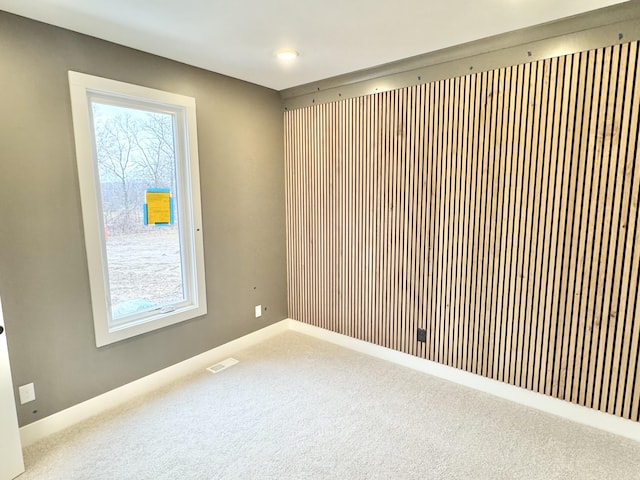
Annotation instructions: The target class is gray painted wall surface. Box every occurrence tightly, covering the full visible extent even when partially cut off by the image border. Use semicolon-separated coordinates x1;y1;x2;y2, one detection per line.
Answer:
0;11;287;426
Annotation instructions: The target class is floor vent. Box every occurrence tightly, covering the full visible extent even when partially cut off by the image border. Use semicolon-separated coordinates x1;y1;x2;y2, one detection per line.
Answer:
206;358;239;374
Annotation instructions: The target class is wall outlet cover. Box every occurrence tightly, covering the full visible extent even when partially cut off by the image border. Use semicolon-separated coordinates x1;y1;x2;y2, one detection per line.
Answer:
19;383;36;404
417;328;427;343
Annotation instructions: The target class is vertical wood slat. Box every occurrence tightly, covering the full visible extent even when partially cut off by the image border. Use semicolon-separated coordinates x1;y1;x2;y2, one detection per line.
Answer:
532;58;555;394
583;48;609;406
572;49;599;406
551;51;581;399
494;67;509;382
587;46;617;408
543;54;569;396
564;50;595;402
618;40;640;420
475;71;488;376
501;64;518;385
456;76;469;370
506;63;525;387
283;41;640;422
599;44;631;412
515;62;532;389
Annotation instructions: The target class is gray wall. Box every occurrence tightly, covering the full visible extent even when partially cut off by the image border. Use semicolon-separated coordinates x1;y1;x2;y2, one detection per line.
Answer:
0;11;287;426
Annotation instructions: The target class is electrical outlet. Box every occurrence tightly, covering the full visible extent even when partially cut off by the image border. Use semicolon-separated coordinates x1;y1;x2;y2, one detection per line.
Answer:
255;305;262;318
417;328;427;343
19;383;36;404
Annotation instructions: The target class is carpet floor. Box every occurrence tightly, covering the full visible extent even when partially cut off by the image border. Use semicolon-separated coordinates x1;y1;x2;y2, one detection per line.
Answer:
20;331;640;479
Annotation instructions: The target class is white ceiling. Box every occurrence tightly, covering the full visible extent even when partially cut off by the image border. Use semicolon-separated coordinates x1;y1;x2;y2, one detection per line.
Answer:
0;0;629;91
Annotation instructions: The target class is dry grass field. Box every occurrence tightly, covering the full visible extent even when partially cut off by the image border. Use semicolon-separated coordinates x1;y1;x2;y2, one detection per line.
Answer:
105;227;184;314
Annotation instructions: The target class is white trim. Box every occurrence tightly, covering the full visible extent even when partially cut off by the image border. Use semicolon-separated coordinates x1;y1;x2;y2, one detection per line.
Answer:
19;320;290;447
0;297;25;478
20;318;640;447
288;319;640;443
68;71;207;347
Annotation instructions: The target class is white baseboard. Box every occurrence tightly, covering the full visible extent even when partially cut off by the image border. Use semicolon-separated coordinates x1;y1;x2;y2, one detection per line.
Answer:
20;317;640;447
19;319;290;447
288;319;640;443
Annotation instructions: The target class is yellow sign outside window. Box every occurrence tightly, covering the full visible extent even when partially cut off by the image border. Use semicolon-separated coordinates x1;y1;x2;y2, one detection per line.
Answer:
145;189;172;225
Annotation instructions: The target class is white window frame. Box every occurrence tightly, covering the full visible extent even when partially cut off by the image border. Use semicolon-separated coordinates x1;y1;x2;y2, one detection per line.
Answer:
68;71;207;347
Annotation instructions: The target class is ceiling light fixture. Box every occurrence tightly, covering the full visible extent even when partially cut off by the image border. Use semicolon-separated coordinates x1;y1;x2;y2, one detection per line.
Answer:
276;49;299;61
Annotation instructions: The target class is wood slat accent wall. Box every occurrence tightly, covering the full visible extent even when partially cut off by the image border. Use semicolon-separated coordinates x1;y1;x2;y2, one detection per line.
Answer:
284;41;640;421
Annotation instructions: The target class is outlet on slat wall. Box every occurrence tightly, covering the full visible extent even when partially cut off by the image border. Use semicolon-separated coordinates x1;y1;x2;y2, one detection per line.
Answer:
284;41;640;421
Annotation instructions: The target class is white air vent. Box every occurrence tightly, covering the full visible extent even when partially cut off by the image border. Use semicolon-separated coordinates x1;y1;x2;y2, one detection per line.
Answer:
206;357;239;374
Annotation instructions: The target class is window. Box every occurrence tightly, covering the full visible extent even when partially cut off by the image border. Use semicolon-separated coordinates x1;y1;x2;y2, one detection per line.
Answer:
69;71;206;347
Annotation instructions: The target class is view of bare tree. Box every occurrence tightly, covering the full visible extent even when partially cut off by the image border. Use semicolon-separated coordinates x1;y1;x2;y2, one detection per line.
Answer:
93;105;177;235
133;113;175;190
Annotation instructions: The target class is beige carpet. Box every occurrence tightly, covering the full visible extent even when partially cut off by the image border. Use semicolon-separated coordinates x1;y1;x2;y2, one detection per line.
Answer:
21;331;640;479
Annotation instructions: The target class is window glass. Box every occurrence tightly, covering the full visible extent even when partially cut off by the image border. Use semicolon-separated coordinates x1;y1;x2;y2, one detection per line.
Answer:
92;103;185;323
